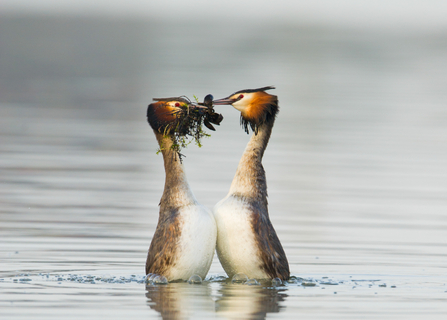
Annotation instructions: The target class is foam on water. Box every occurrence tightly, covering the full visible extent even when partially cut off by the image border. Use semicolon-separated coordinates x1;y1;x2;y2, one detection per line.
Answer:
2;272;385;288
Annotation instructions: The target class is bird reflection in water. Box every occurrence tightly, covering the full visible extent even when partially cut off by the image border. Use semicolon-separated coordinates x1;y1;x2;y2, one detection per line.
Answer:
145;281;287;320
145;282;215;320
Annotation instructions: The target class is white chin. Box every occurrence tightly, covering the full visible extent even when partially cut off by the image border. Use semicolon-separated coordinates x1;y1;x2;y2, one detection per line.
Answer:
232;104;246;113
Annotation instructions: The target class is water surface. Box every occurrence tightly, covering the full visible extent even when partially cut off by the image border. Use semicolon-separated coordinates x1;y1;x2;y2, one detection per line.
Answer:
1;15;447;319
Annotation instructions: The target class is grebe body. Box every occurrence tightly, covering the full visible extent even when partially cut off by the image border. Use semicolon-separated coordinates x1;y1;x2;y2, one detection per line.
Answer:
145;98;217;281
213;87;290;280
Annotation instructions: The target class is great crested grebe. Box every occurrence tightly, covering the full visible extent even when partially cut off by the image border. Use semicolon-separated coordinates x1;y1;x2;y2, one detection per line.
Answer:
212;86;290;280
145;97;217;281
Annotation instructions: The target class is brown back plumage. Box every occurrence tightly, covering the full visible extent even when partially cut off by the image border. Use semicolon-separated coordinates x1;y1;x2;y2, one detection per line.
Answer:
145;209;182;276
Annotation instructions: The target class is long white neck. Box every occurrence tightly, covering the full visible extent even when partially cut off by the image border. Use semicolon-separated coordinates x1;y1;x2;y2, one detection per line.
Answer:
228;122;273;207
155;132;196;215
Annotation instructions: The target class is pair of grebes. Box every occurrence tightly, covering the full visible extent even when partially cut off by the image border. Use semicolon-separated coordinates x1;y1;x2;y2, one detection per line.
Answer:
146;86;289;282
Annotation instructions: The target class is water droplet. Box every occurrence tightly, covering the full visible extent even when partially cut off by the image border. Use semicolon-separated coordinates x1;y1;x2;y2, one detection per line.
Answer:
271;278;282;286
144;274;153;284
245;279;259;286
152;275;168;285
145;273;159;284
231;273;248;284
289;276;304;282
287;278;298;284
188;275;202;284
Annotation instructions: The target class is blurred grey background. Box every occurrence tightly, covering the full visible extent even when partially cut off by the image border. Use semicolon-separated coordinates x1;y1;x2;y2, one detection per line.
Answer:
1;0;446;275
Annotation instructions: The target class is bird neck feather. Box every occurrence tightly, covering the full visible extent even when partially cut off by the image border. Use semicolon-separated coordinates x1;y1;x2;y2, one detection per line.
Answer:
154;132;196;212
228;122;273;206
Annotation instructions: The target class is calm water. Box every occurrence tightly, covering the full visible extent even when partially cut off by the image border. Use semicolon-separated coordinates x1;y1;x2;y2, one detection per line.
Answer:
1;15;447;319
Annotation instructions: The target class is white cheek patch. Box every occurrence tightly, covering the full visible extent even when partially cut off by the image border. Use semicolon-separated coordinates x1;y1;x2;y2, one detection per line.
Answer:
232;104;246;112
232;93;254;112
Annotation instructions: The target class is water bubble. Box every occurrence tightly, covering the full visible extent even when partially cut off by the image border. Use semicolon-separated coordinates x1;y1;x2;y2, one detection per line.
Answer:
152;275;168;285
231;273;249;284
245;279;259;286
287;278;299;284
271;278;282;286
188;275;202;284
144;274;155;284
148;274;159;283
289;276;304;283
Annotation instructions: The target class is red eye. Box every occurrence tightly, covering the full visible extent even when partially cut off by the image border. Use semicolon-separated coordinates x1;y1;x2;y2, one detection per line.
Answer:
238;95;244;100
175;102;180;107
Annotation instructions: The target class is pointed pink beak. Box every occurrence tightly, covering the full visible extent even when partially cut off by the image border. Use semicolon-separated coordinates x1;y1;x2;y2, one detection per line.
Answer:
212;97;237;105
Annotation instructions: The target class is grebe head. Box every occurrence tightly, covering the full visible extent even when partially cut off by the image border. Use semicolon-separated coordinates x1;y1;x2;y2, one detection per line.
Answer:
213;86;278;134
147;97;203;134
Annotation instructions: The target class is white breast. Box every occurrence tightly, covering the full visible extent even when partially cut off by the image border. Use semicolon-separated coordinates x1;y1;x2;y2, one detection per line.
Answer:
213;196;268;279
168;204;217;281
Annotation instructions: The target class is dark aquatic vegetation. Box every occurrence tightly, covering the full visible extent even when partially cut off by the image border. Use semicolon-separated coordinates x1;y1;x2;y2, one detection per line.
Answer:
200;94;224;131
150;95;223;160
